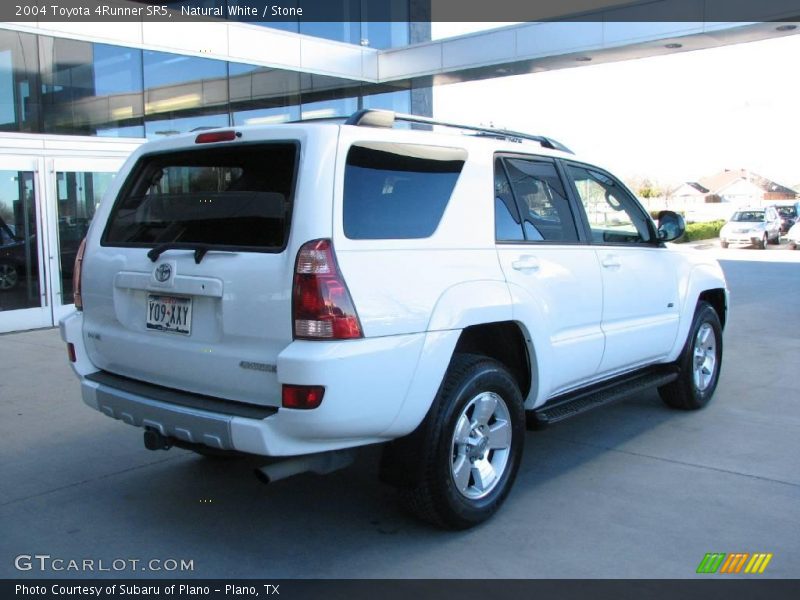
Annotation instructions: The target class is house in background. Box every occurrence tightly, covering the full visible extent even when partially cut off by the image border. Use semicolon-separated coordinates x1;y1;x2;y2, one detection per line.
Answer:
673;181;710;203
678;169;797;206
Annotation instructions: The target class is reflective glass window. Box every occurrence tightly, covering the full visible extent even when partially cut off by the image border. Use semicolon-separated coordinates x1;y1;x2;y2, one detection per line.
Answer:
39;37;144;137
143;51;229;138
0;170;41;307
362;87;411;113
0;29;40;133
229;62;301;125
300;73;360;119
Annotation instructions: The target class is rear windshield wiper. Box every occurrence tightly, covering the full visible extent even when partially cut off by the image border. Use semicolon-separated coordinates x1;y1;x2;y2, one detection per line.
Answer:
147;243;213;264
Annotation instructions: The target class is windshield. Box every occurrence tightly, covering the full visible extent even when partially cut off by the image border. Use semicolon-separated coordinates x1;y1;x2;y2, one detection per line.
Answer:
776;206;797;218
731;211;764;223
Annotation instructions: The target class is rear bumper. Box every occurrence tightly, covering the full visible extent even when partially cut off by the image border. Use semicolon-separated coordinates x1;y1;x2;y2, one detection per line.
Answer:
60;311;436;456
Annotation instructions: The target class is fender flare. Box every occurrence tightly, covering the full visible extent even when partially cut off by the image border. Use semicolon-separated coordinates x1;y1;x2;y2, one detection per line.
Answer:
669;263;728;361
381;280;513;438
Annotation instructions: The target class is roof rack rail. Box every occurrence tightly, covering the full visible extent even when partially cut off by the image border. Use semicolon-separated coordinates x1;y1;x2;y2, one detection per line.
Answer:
344;109;574;154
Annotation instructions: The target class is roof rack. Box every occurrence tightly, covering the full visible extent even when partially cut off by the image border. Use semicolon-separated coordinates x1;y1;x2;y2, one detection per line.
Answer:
344;109;574;154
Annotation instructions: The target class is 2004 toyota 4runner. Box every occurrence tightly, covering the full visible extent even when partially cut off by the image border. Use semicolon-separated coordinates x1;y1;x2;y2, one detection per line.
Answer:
61;110;728;529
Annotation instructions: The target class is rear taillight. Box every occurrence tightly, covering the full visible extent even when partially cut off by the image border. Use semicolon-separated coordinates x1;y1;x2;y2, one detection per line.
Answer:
292;239;362;340
282;385;325;409
73;237;87;310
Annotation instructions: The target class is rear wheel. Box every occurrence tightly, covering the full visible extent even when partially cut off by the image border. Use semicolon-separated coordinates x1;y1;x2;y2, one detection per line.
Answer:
659;301;722;410
0;263;19;291
399;353;525;529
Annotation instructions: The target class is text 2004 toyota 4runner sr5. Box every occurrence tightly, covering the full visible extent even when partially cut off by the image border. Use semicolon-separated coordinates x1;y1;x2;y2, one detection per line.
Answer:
61;110;727;529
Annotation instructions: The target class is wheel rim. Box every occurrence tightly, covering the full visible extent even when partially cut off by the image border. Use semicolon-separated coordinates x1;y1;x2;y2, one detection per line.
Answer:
693;323;717;392
450;391;512;500
0;264;18;290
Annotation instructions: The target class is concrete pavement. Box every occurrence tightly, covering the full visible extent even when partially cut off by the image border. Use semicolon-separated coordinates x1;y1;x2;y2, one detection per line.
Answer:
0;257;798;579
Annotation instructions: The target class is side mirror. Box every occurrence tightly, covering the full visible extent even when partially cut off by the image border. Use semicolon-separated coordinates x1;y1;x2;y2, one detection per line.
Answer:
656;210;685;242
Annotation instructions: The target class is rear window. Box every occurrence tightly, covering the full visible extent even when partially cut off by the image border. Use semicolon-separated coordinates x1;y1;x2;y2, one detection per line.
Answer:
343;143;466;240
103;143;297;251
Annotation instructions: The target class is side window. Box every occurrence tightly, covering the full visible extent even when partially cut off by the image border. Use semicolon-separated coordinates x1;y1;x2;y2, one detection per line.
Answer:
566;165;652;245
343;143;467;240
494;158;524;241
502;158;578;242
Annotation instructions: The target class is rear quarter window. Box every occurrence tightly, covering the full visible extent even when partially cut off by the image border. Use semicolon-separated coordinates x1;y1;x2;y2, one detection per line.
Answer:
103;143;297;251
343;142;467;240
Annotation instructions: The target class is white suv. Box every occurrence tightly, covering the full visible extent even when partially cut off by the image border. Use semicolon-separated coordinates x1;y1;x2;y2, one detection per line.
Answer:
61;110;728;529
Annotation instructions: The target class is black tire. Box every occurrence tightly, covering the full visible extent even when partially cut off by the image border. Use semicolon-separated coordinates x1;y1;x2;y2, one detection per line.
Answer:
398;353;525;530
758;234;767;249
720;241;729;249
659;301;723;410
0;262;19;291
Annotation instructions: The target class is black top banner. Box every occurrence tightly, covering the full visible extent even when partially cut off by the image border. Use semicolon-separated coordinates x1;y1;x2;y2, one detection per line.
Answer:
3;0;800;23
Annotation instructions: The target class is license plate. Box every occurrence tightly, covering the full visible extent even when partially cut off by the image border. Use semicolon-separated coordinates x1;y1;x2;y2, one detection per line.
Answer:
146;294;192;335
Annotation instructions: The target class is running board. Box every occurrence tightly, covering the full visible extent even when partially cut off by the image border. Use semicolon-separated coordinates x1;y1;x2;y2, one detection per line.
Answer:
526;366;680;430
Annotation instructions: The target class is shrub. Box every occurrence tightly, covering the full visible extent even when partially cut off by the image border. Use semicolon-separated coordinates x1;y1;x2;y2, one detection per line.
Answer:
674;220;726;243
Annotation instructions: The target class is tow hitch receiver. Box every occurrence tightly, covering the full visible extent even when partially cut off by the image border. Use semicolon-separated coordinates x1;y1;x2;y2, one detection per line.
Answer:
144;428;173;451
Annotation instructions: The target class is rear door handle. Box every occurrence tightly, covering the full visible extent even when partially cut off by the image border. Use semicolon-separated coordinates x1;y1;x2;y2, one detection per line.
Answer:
512;256;540;271
601;254;621;269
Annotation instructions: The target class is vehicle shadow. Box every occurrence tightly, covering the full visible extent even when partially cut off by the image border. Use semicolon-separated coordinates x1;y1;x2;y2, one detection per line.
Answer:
70;387;682;578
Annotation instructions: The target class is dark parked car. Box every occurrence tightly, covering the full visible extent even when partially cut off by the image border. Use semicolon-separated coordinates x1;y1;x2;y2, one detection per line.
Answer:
775;203;799;235
0;216;88;292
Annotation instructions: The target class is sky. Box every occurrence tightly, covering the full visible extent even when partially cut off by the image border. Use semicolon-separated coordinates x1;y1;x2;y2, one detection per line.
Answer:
432;26;800;188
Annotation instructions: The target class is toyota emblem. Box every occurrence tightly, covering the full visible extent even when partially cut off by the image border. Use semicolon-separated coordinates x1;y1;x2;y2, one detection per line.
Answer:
154;263;172;283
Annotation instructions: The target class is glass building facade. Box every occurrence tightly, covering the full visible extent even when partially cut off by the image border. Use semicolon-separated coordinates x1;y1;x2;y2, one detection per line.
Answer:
0;5;429;332
0;29;417;139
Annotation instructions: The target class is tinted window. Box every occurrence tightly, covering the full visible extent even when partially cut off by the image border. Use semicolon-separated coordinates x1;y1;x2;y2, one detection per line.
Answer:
567;165;652;244
104;144;297;250
494;159;524;241
503;158;577;242
344;143;466;240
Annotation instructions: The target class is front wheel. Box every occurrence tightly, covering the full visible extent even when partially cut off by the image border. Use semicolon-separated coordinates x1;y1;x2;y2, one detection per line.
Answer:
400;354;525;529
659;301;723;410
758;234;767;249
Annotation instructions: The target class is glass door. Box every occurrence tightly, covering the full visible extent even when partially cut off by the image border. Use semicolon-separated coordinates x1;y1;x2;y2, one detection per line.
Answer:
46;157;122;322
0;156;51;333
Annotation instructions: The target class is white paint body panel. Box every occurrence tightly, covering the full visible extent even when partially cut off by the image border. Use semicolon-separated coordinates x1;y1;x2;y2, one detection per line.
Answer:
62;121;728;456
